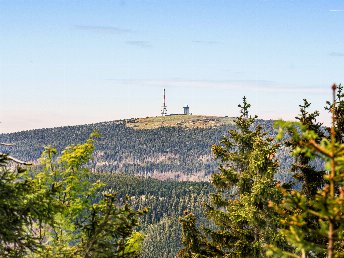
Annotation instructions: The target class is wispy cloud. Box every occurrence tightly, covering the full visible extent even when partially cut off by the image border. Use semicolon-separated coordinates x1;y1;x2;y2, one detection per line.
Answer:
192;40;219;45
75;25;132;34
329;9;344;12
329;52;344;57
107;79;327;94
126;40;152;48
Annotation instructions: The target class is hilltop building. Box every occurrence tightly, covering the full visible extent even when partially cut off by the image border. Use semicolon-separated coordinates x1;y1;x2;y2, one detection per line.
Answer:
168;106;191;116
160;89;191;116
183;105;190;115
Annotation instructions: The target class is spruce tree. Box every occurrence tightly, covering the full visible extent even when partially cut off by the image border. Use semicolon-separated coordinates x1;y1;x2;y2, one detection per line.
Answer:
272;99;328;256
326;83;344;143
178;97;282;257
268;84;344;258
287;99;326;198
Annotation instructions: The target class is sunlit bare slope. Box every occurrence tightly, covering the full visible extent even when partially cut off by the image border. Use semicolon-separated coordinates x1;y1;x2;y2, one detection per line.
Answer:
126;115;235;130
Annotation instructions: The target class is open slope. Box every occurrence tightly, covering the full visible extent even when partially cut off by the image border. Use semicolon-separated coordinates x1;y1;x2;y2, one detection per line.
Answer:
126;115;235;129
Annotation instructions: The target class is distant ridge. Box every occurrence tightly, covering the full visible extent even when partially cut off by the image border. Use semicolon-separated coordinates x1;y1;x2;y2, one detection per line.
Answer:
0;116;294;182
126;115;235;130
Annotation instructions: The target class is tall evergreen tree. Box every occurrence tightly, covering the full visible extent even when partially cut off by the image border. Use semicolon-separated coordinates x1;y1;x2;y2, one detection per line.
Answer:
326;83;344;143
269;84;344;258
178;97;283;257
272;99;328;256
286;99;326;197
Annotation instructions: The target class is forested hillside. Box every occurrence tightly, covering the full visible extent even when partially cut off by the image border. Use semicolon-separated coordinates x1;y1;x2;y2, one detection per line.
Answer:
0;116;291;257
0;116;293;181
92;173;213;257
1;91;342;257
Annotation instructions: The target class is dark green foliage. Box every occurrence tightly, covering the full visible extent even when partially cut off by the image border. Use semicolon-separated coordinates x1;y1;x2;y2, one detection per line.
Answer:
91;173;214;258
0;154;55;257
0;118;294;182
273;99;328;256
0;122;232;178
178;211;220;258
179;97;283;257
140;216;182;258
269;85;344;257
325;83;344;142
283;99;326;198
3;90;343;257
270;125;344;257
93;173;213;226
77;193;145;258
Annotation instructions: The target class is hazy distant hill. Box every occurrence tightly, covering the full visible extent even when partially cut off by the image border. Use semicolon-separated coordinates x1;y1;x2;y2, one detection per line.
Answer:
0;115;293;182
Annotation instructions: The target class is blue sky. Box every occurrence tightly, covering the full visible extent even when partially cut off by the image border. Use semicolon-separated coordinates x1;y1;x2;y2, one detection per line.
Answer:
0;0;343;132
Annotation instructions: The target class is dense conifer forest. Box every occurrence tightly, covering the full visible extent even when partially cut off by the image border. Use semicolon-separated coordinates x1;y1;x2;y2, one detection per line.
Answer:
1;86;343;257
92;173;213;257
0;118;295;182
2;1;343;257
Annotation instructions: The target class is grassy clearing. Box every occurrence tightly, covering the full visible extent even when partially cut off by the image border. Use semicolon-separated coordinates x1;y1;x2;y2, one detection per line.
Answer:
126;115;235;130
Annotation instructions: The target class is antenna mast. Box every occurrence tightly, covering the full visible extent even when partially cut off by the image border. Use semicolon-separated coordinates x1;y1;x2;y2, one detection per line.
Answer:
161;88;168;116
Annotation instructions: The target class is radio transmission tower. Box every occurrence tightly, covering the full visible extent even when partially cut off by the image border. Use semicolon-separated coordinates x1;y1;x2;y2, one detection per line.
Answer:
161;88;168;116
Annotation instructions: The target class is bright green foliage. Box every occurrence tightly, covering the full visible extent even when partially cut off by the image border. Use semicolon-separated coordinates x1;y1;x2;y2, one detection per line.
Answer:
269;86;344;258
92;173;213;258
178;97;283;257
124;232;145;256
33;131;146;257
0;132;146;257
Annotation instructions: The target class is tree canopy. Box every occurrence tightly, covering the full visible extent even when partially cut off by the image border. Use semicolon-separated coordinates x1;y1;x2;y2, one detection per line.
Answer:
0;133;146;257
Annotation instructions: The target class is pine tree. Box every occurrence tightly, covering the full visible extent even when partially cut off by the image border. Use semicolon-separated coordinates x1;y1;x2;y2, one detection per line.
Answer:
178;97;283;257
